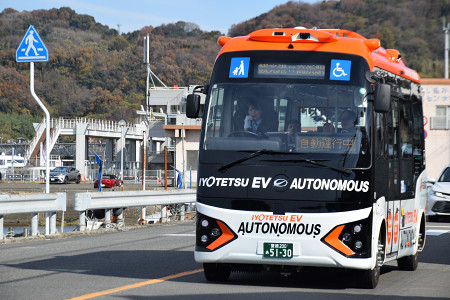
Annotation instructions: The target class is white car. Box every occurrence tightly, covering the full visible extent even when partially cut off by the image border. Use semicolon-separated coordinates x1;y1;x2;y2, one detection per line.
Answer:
428;165;450;221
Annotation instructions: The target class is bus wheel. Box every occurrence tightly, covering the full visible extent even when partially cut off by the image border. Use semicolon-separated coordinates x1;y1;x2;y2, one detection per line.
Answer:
398;221;423;271
361;232;384;289
203;263;230;282
397;251;419;271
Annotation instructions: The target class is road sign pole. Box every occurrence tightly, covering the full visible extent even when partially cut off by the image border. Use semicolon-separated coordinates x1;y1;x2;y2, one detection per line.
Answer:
30;62;50;194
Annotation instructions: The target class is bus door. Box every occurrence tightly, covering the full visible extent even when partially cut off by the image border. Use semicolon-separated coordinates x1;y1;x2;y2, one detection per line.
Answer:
385;97;401;255
386;201;401;255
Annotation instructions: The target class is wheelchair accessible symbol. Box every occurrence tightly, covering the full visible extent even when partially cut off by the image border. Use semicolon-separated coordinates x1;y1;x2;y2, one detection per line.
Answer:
330;59;351;81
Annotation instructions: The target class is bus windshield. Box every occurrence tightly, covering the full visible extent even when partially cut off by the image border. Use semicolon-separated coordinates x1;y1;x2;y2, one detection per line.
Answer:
204;82;370;168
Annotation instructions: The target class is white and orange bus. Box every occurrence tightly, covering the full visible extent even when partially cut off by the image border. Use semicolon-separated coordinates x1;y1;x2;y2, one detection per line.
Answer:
187;27;427;288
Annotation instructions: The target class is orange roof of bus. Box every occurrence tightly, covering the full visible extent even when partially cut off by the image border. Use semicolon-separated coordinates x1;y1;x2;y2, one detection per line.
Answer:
217;28;420;83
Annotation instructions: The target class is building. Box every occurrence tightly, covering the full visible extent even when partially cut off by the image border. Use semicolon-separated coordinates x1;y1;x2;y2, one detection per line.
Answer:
422;78;450;179
138;86;204;187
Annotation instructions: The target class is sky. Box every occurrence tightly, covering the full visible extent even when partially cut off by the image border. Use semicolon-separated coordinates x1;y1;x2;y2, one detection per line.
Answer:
2;0;319;34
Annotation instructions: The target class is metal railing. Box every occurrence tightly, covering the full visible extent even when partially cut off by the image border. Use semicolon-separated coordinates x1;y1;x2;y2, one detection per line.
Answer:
0;193;66;239
74;190;196;231
25;118;149;167
25;118;46;163
50;117;147;135
1;189;195;239
1;168;181;186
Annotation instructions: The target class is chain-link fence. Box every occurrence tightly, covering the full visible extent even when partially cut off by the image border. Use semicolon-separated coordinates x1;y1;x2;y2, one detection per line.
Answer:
0;167;179;187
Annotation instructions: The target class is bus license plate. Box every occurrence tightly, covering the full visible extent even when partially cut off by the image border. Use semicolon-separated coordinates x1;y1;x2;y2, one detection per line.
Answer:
263;243;293;258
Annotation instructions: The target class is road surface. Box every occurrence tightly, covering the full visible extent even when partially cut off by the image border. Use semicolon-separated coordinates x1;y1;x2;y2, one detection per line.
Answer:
0;219;449;299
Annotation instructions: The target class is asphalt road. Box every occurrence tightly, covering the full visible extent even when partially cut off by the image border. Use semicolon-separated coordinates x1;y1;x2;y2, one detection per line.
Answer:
0;220;449;299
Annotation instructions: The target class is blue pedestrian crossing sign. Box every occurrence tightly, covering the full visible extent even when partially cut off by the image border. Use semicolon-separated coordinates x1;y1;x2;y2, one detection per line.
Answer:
16;25;48;62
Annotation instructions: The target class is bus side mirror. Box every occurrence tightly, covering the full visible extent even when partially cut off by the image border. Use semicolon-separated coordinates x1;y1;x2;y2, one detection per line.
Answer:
186;94;201;118
374;83;391;113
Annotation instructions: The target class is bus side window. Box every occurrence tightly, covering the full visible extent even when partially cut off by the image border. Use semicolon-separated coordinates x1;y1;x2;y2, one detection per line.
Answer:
412;97;425;186
399;101;413;158
375;113;386;158
399;99;414;197
387;100;399;200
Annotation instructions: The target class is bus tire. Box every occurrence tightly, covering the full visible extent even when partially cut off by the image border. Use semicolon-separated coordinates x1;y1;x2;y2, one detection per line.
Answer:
360;231;383;289
398;216;423;271
203;263;230;282
397;251;419;271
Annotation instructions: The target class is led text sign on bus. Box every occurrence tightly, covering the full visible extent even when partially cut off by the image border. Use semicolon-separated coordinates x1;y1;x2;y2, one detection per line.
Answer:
255;63;325;79
297;136;355;152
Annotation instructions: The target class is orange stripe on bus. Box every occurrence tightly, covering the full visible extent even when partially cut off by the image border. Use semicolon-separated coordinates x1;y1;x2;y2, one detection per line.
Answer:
324;225;355;256
206;221;235;250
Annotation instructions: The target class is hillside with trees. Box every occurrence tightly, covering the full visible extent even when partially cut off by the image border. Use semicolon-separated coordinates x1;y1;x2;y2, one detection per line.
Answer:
0;0;449;140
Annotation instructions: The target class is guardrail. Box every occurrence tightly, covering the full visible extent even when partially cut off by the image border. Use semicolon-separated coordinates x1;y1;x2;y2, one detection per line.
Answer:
0;193;66;239
74;190;196;231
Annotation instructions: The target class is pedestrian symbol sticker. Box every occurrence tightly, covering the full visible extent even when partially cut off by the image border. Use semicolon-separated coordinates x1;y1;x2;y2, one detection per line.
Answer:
229;57;250;78
16;25;48;62
330;59;351;81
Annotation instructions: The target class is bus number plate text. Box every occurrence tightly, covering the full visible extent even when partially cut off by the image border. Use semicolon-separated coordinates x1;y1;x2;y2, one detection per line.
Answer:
263;243;293;259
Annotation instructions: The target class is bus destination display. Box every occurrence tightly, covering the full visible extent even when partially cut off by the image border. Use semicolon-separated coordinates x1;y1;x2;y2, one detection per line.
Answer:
255;63;325;79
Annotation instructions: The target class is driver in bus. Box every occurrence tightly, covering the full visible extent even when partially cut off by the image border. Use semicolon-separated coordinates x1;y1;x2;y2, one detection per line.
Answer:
244;101;276;134
339;110;357;133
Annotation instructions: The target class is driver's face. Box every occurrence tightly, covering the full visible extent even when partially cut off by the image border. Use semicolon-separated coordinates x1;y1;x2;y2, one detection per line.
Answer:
248;105;262;121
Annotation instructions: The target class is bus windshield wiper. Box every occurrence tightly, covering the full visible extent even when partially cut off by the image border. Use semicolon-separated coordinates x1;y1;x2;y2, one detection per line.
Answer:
218;149;288;172
262;157;352;175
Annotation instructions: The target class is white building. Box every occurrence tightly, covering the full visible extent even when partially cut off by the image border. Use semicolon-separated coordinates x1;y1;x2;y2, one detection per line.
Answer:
422;78;450;179
139;86;204;187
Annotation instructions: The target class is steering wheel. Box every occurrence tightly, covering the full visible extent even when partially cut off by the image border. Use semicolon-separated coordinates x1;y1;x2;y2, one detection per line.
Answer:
228;130;259;138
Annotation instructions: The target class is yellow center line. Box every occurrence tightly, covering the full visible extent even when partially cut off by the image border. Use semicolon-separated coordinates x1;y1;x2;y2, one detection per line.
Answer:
67;268;203;300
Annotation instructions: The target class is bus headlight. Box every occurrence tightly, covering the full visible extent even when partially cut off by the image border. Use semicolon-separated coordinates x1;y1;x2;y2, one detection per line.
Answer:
353;224;362;234
321;218;371;258
342;233;352;242
196;212;237;251
201;219;209;227
211;227;221;237
201;235;208;243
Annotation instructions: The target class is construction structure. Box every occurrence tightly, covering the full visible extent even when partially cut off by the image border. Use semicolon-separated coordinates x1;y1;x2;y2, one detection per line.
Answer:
22;118;147;181
137;86;204;187
3;85;204;186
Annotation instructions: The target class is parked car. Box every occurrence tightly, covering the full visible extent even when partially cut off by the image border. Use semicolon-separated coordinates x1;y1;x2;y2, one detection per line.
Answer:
49;166;81;184
428;165;450;220
94;174;123;189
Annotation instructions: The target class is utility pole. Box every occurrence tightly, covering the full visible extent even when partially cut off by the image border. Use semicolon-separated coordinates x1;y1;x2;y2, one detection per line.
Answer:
144;35;151;112
444;17;449;79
